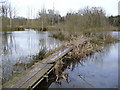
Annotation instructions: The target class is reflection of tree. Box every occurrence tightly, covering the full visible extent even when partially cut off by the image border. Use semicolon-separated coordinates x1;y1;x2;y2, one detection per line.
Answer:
2;32;17;55
62;43;116;72
63;58;81;71
85;43;115;65
2;32;8;54
39;39;46;50
2;32;18;83
28;30;31;55
1;30;62;84
2;57;13;83
37;42;118;88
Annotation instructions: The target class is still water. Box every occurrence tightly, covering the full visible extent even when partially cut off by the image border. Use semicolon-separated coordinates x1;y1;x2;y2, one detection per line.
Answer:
37;32;119;88
0;30;119;88
0;29;61;83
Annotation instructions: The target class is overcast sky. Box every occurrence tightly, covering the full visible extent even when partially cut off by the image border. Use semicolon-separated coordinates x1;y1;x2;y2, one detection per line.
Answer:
7;0;119;18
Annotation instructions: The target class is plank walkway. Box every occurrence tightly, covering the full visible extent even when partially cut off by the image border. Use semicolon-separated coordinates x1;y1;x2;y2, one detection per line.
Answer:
4;38;89;89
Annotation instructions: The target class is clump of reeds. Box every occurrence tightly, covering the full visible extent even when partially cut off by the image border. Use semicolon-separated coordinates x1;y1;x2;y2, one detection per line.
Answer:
33;49;46;60
26;59;38;68
67;33;118;60
68;41;94;60
100;34;118;43
14;60;26;66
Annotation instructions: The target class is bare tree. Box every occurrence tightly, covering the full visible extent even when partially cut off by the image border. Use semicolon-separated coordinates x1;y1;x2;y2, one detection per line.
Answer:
63;6;108;32
8;3;12;29
38;6;47;30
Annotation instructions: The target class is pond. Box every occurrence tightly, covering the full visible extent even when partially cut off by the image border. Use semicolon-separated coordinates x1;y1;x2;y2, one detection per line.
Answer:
0;30;119;88
0;29;61;83
36;31;119;88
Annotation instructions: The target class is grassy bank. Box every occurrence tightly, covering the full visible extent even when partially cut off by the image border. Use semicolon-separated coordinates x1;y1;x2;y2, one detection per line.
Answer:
2;26;24;31
2;24;119;32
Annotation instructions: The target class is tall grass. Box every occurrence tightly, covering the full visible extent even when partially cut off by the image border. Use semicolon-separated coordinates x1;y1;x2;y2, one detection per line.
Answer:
26;49;46;68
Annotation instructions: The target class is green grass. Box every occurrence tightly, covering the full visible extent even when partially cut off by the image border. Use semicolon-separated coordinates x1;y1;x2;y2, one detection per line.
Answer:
35;49;46;60
26;59;38;68
26;49;46;68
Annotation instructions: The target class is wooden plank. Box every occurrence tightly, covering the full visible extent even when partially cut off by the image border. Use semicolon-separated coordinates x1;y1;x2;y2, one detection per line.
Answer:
21;64;53;88
43;46;73;64
12;63;48;88
11;46;73;88
5;38;90;88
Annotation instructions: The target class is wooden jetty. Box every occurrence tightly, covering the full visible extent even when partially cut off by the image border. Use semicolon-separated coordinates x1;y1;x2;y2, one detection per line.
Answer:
3;38;89;89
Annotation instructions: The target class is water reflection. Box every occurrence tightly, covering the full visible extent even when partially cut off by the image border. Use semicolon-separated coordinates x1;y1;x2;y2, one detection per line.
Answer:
1;29;61;83
37;42;118;88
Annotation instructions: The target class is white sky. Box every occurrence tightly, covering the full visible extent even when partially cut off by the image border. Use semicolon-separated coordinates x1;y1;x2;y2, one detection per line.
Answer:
6;0;120;18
